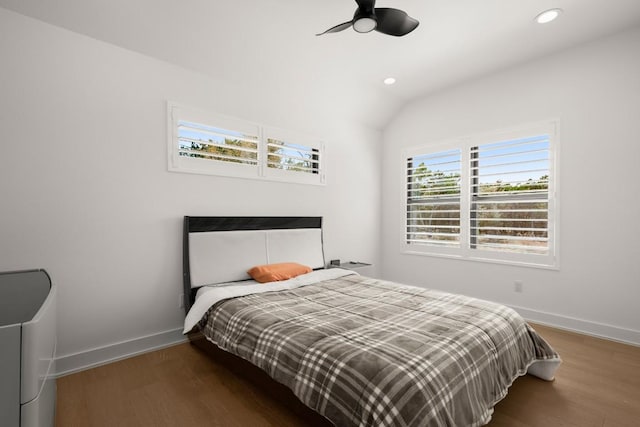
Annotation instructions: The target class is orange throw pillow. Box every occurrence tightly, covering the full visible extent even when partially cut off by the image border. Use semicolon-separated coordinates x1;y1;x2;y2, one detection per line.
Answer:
247;262;312;283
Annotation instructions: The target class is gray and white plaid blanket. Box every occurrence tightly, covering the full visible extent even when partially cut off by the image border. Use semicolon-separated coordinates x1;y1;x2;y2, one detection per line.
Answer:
199;273;560;426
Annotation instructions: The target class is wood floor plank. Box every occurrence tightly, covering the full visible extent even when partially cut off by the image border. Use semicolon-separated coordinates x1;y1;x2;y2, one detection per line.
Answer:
55;324;640;426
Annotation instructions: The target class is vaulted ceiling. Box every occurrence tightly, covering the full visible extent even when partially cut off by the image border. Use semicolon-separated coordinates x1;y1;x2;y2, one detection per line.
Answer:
2;0;640;128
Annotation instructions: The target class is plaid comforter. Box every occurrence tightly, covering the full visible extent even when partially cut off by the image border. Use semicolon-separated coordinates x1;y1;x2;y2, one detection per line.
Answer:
199;273;560;427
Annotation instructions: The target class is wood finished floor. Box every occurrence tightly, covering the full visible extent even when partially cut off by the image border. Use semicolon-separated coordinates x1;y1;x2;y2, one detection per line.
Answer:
55;324;640;427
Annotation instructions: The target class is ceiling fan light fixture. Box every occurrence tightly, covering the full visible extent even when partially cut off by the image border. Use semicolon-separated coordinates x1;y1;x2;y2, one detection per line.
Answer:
535;8;563;24
353;17;377;33
316;2;418;37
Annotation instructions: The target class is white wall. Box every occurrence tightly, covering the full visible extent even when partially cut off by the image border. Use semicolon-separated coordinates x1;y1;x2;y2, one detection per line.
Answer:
382;26;640;345
0;8;382;373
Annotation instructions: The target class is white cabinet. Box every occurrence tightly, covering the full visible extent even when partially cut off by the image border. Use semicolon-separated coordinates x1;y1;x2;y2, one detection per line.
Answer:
0;269;57;427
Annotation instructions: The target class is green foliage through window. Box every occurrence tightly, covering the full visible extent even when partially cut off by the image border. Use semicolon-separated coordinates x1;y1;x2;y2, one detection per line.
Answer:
178;121;258;165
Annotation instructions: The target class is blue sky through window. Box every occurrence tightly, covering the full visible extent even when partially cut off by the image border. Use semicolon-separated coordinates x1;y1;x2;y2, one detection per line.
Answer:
475;135;549;186
410;136;549;186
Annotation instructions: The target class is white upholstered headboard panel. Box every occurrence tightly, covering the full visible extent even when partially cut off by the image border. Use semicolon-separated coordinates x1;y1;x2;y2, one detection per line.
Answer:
189;228;324;287
183;217;325;310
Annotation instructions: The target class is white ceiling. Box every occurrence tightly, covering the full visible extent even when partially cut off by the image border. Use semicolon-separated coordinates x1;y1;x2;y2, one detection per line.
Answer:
2;0;640;128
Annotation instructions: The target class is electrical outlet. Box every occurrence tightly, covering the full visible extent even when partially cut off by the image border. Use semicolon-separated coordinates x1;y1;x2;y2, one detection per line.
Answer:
178;293;184;308
514;280;523;293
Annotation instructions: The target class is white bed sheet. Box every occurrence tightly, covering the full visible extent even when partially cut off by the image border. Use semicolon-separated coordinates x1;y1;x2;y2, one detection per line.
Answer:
184;268;356;333
195;279;260;299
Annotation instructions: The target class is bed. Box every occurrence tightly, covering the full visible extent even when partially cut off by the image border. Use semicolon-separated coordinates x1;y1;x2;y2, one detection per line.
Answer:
182;216;561;427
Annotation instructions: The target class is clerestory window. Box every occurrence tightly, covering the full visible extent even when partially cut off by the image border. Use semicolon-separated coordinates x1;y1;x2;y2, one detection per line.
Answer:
168;103;325;186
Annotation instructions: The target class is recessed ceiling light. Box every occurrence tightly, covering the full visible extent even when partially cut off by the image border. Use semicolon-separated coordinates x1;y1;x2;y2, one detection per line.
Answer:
535;8;563;24
383;77;396;85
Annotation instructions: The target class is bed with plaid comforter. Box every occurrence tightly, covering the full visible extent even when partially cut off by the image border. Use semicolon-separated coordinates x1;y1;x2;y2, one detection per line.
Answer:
196;272;560;427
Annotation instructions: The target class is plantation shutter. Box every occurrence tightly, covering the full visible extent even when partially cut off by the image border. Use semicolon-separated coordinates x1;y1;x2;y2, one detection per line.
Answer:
262;126;325;185
470;135;550;254
177;121;259;166
266;138;320;175
406;149;462;247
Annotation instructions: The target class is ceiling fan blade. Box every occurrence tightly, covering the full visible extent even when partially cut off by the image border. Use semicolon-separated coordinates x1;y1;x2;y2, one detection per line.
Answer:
374;8;419;36
316;20;353;36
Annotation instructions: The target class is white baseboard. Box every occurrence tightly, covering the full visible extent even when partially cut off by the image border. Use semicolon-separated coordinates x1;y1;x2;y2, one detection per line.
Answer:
510;304;640;347
54;328;188;377
53;307;639;378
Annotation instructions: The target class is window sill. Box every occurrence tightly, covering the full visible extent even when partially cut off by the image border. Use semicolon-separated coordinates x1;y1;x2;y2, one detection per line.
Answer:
402;248;559;271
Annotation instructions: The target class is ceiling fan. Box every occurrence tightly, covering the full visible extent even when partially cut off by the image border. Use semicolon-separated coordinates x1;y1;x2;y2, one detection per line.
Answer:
317;0;419;37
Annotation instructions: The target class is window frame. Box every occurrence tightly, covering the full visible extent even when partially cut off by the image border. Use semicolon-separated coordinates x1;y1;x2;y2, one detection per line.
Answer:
167;102;325;186
401;121;559;270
